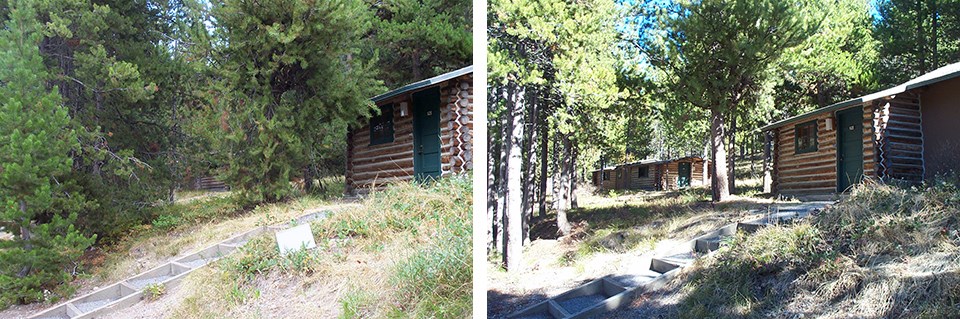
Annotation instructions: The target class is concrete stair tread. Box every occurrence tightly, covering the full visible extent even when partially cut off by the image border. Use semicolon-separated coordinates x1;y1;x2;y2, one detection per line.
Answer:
609;270;663;287
650;252;697;273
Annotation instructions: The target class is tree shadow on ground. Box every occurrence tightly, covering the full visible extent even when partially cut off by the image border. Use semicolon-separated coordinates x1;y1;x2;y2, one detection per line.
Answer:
529;190;772;242
487;277;602;319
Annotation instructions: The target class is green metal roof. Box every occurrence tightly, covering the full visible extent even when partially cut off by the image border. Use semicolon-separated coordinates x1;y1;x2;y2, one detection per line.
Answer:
371;66;473;103
761;62;960;131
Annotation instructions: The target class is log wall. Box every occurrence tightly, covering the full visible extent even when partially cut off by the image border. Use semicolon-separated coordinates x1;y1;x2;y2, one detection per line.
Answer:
345;73;473;194
623;165;657;190
772;105;876;195
875;94;924;182
658;159;708;190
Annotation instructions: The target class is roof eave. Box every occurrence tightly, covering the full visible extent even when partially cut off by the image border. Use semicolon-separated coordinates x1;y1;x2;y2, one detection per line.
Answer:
371;66;473;103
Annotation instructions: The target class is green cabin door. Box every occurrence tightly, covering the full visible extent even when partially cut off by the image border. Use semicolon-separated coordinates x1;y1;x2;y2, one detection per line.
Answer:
837;107;864;192
412;87;442;181
677;162;692;188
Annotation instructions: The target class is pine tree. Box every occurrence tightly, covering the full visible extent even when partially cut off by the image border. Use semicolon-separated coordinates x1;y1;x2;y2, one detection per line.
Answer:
488;0;622;270
0;0;95;306
212;0;384;203
639;0;818;201
366;0;472;87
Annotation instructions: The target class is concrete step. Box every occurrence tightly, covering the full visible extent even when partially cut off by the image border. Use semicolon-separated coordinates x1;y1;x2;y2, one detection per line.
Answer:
694;236;723;253
650;252;696;274
509;277;628;319
736;220;766;233
608;270;663;287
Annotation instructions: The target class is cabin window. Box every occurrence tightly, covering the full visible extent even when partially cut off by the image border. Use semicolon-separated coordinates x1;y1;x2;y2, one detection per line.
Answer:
794;120;818;154
369;104;394;146
638;167;649;178
602;171;610;180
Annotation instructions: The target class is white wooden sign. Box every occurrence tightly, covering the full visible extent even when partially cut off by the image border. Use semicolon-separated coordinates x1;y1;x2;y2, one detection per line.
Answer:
275;224;317;255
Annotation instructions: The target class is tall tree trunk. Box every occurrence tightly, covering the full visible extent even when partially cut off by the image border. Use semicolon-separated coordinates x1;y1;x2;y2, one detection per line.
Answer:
556;134;574;235
931;0;939;69
727;113;737;194
17;200;32;278
569;143;579;209
710;109;730;201
490;87;508;254
538;109;549;218
551;132;561;212
916;0;927;74
763;131;773;193
503;82;525;271
521;89;538;245
487;121;502;253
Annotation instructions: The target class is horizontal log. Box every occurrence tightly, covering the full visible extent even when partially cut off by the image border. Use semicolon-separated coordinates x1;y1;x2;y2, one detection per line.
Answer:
888;107;920;117
890;100;921;108
779;173;836;184
352;167;415;181
352;129;415;146
779;152;836;166
887;135;923;145
887;149;922;158
889;156;923;166
779;186;838;195
353;145;414;160
885;115;921;125
779;163;835;176
352;159;414;173
886;127;923;138
779;179;837;190
887;142;923;152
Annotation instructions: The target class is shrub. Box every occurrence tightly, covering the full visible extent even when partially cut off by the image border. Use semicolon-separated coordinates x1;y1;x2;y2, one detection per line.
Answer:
143;283;165;301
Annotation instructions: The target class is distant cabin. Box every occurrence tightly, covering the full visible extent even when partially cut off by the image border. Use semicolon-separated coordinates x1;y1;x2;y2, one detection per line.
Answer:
761;62;960;196
345;66;473;195
591;156;711;191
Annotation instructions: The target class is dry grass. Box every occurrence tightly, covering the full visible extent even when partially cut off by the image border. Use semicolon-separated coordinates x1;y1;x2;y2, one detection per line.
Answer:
134;176;473;319
616;177;960;319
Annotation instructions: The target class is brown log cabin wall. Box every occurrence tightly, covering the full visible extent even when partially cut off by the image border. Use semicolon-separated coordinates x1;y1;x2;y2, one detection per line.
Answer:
593;169;617;189
623;165;657;190
773;105;876;195
875;93;924;182
658;160;707;190
345;74;473;194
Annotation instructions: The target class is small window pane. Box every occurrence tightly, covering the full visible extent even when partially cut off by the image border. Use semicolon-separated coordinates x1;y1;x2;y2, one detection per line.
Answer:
638;167;649;178
370;104;395;146
794;120;818;154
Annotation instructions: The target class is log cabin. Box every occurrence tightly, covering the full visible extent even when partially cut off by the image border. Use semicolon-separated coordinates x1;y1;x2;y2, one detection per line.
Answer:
761;62;960;196
591;156;710;191
345;66;473;195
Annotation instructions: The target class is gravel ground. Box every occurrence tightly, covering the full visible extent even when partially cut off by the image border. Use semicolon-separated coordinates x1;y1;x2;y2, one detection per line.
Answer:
179;259;209;268
128;275;171;289
73;299;114;314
